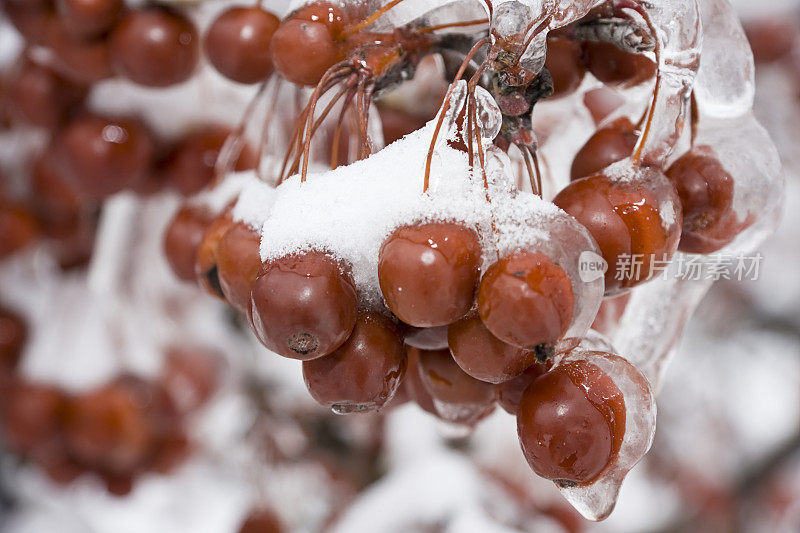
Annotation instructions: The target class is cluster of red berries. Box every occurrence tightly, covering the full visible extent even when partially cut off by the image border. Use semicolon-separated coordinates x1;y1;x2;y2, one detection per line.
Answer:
1;0;769;513
155;1;675;492
0;314;220;495
2;0;199;87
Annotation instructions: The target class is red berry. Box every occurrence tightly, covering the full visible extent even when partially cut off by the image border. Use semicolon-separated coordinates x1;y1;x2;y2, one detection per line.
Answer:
745;19;798;65
497;362;549;415
195;210;235;299
517;360;626;484
56;0;123;40
583;41;656;88
377;104;429;145
217;222;263;313
3;0;55;46
270;3;350;86
7;59;86;130
0;380;64;454
163;125;257;196
545;36;586;99
553;172;681;294
302;312;406;412
403;346;439;416
163;204;214;283
583;87;625;126
64;378;156;473
160;346;222;414
378;222;481;327
0;202;39;259
205;7;281;84
110;7;200;87
46;19;114;83
415;347;496;425
54;114;154;199
666;146;740;254
250;251;358;360
448;312;537;384
570;117;638;181
477;251;574;350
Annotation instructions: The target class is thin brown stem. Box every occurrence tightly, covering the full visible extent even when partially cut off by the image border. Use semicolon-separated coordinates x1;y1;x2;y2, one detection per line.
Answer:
330;88;357;169
520;143;537;195
300;77;352;181
418;18;490;34
424;36;490;192
690;90;699;148
213;80;270;186
631;9;661;167
342;0;407;39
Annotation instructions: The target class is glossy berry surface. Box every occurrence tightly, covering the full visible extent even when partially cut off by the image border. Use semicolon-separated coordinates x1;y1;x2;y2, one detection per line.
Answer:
56;0;123;40
302;312;406;412
497;362;549;415
46;19;115;83
666;147;738;254
217;222;263;313
205;7;281;84
270;3;349;86
110;8;200;87
163;125;257;196
378;222;481;327
553;173;680;294
195;211;234;299
250;251;358;360
570;118;637;182
403;346;439;416
54;114;154;199
448;312;537;384
583;41;656;88
415;347;496;424
477;251;574;350
545;37;586;99
163;204;214;283
517;360;626;484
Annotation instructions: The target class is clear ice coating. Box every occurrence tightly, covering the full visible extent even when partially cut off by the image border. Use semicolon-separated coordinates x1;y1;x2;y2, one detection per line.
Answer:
694;0;755;118
553;349;657;521
693;113;784;256
628;0;702;168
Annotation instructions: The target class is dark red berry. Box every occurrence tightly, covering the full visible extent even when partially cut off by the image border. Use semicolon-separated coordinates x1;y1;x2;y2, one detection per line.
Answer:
110;8;200;87
477;251;574;350
448;312;537;384
205;7;281;84
302;312;406;412
517;360;626;484
378;222;481;327
250;251;358;360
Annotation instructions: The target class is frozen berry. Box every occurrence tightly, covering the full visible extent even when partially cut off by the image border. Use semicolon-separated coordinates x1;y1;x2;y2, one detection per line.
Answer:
378;222;481;327
250;251;358;360
302;312;406;412
477;251;574;351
